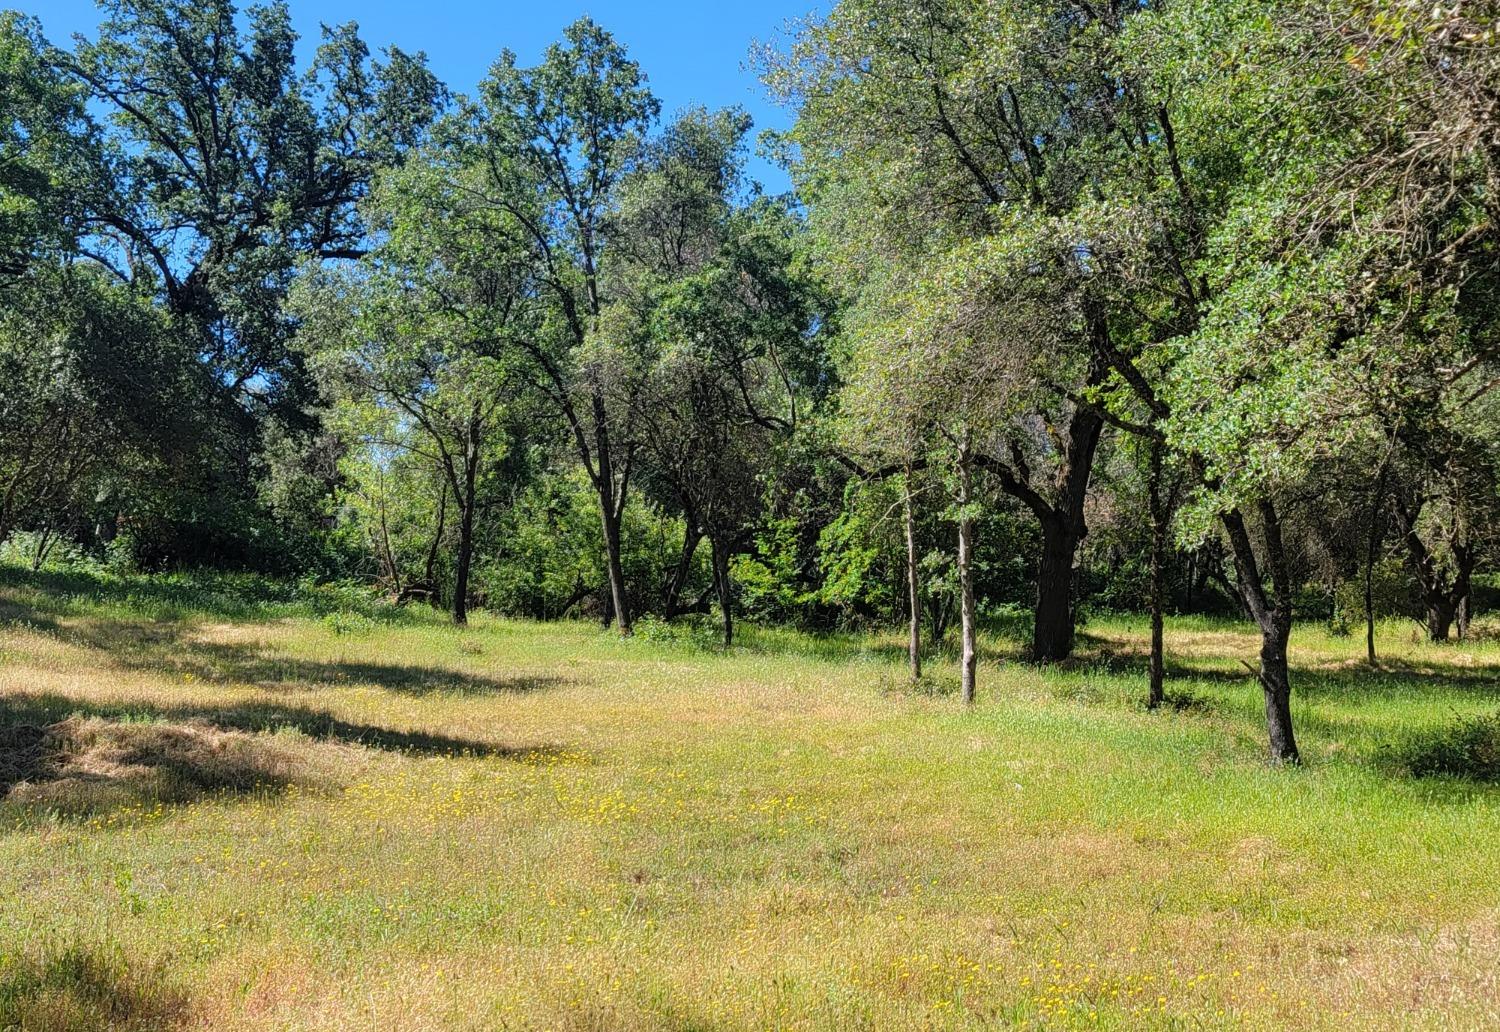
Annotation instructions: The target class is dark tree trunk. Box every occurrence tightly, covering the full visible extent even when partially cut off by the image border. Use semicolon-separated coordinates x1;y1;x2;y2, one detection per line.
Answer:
979;350;1105;663
664;514;702;620
424;480;448;589
583;386;633;636
1393;495;1473;644
452;482;476;627
445;414;483;628
597;491;631;635
1033;519;1080;663
1425;600;1457;642
710;534;733;647
903;468;922;681
30;525;55;572
1258;619;1298;763
1147;441;1166;709
1222;502;1300;766
929;593;952;644
956;435;977;705
1364;462;1388;665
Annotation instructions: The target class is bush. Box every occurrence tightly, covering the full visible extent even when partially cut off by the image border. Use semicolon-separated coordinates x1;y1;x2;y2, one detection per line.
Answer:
630;613;722;650
1385;710;1500;781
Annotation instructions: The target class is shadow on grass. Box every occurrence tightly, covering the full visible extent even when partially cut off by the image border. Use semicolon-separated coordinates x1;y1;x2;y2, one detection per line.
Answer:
1066;637;1500;700
1;591;565;698
0;692;567;817
0;944;188;1032
0;562;403;624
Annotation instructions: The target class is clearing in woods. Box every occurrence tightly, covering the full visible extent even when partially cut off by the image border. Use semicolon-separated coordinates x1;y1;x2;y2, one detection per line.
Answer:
1;569;1497;1030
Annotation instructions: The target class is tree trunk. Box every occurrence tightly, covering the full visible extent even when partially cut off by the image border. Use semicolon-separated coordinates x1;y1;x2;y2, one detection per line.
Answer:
597;492;631;635
904;468;922;682
956;436;977;705
30;525;55;572
1364;462;1388;665
423;480;448;588
1033;519;1079;663
1425;599;1456;642
710;534;733;647
1393;496;1473;645
1147;441;1165;709
451;485;475;627
664;515;702;620
1222;503;1300;766
449;419;481;628
1258;619;1298;764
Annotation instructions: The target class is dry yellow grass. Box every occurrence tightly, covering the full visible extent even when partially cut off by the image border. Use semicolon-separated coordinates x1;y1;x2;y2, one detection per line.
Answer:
1;573;1498;1030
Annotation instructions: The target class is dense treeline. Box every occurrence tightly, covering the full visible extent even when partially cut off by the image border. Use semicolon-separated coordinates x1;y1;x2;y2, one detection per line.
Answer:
2;0;1497;762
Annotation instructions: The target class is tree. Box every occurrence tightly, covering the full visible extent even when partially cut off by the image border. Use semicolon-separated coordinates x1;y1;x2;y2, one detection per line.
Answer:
457;18;660;635
293;154;538;624
610;109;831;644
0;13;95;281
37;0;444;564
765;0;1123;662
0;265;203;550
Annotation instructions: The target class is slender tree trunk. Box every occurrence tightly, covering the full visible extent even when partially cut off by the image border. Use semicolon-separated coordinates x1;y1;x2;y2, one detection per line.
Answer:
1457;592;1471;642
710;534;733;647
598;500;630;634
1364;462;1388;665
1147;441;1166;709
423;481;448;588
589;389;633;637
30;525;54;572
956;435;977;705
450;420;481;628
664;515;702;620
375;491;402;596
903;467;922;681
452;486;476;627
1033;519;1079;662
1222;503;1300;765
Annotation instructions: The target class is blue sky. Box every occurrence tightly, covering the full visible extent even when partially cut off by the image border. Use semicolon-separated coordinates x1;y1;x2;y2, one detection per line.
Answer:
27;0;824;193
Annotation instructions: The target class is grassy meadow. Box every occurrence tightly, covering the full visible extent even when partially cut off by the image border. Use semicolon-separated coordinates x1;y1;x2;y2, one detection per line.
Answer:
1;568;1498;1030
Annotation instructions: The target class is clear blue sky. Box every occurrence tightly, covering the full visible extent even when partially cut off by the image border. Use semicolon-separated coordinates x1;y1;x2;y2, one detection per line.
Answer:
26;0;824;193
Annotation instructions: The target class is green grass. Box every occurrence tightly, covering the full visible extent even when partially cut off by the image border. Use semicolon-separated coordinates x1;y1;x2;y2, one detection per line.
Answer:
1;568;1497;1030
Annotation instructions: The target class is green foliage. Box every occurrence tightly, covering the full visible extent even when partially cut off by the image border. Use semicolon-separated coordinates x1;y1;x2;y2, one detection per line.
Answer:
1387;711;1500;782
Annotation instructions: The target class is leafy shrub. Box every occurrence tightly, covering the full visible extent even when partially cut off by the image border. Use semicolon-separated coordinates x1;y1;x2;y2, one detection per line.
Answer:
631;613;722;650
1385;710;1500;781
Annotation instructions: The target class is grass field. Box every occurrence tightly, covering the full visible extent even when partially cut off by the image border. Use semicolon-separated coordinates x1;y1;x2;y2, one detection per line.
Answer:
2;568;1498;1030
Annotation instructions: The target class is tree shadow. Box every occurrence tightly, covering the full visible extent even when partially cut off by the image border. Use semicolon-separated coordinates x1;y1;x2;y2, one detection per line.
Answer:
1067;637;1500;700
108;632;566;697
0;591;565;698
0;563;403;624
0;692;568;817
0;944;189;1031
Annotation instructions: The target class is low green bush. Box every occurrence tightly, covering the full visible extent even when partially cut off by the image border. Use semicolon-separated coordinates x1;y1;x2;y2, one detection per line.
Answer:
1385;710;1500;781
